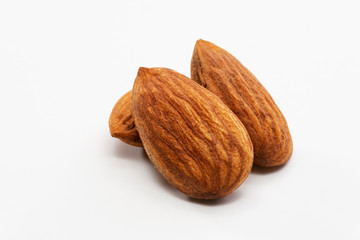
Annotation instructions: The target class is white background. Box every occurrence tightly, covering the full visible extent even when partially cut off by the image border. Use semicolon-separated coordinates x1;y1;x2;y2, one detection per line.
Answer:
1;0;360;239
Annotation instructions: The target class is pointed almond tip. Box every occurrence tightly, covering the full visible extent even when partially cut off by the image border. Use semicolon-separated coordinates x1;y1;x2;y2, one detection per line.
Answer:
194;39;207;55
195;39;216;51
137;67;151;77
138;67;149;73
134;68;147;85
195;39;206;47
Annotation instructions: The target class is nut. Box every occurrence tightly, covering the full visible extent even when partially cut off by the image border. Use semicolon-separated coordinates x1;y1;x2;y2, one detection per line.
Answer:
109;91;142;147
132;67;253;199
191;39;293;167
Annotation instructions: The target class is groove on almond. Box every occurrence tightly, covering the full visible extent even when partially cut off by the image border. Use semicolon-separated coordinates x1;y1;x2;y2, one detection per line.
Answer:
191;39;293;167
132;67;253;199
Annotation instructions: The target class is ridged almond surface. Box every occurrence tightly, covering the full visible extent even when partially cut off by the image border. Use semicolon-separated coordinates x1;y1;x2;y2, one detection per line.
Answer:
132;67;253;199
109;91;142;147
191;40;293;167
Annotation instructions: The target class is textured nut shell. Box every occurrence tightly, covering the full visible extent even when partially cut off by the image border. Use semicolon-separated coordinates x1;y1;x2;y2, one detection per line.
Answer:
132;67;253;199
191;40;293;167
109;91;142;147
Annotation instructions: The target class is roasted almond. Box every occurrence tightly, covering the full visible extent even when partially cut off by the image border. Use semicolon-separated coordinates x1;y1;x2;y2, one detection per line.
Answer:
132;67;253;199
191;39;293;167
109;91;142;147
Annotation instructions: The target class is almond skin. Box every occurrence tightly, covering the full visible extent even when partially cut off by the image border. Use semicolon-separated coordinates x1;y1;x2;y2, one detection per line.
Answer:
109;91;142;147
191;39;293;167
132;67;253;199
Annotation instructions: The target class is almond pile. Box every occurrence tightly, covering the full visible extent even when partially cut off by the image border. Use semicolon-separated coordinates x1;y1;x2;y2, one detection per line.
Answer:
109;40;293;200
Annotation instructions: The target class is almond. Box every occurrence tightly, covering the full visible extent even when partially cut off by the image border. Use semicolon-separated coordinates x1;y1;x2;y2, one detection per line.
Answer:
109;91;142;147
191;39;293;167
132;67;253;199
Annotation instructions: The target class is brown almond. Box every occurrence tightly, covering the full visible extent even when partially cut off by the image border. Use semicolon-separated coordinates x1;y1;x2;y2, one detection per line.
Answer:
109;91;142;147
191;39;293;167
132;67;253;199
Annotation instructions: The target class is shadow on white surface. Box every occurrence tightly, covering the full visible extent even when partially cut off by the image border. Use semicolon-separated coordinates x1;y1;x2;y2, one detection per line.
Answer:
185;191;242;206
251;162;288;175
112;140;144;161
